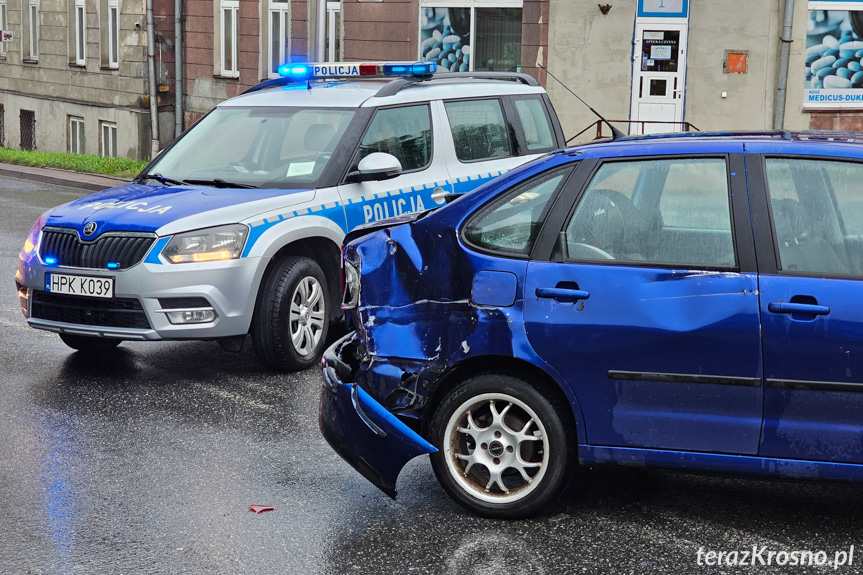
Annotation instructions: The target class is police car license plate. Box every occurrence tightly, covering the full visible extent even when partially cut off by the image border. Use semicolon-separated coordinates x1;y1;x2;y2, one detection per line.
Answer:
45;273;114;299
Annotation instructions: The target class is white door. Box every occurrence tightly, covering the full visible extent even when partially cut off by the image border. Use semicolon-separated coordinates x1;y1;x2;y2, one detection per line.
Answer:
630;23;687;135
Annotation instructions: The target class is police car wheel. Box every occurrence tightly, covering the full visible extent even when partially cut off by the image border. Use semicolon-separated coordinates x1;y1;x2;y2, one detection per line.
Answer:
428;374;573;519
59;334;122;353
252;255;329;372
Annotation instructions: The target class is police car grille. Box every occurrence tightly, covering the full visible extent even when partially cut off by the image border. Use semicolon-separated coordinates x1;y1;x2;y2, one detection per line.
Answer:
31;292;151;329
40;230;156;269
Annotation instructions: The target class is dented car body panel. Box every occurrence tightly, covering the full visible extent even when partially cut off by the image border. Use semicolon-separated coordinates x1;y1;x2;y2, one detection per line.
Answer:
320;133;863;503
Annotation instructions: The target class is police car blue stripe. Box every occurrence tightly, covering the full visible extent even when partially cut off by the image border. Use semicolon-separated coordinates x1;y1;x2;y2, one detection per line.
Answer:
144;237;172;265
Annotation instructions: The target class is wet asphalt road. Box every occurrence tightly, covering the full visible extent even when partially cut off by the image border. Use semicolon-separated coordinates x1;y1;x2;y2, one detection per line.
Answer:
4;177;863;575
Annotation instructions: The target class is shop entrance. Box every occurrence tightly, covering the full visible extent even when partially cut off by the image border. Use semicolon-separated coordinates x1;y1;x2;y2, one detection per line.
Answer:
630;22;688;134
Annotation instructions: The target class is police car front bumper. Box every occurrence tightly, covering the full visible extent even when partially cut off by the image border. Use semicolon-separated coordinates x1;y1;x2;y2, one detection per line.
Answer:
17;252;266;341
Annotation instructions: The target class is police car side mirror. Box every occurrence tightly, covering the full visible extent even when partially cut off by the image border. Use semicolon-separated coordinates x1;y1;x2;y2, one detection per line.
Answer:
347;152;403;183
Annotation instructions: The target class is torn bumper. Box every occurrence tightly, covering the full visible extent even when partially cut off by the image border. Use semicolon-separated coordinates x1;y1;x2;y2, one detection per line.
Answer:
319;331;437;498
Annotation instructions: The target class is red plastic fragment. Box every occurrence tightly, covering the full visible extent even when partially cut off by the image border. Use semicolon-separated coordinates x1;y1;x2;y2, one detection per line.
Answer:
249;505;275;514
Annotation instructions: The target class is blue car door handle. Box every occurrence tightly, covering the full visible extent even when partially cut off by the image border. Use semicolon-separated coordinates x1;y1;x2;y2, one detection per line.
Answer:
767;302;830;315
535;287;590;301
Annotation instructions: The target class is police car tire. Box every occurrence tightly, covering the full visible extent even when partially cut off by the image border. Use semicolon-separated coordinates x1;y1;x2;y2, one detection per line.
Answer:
251;255;329;372
59;334;122;353
428;373;573;519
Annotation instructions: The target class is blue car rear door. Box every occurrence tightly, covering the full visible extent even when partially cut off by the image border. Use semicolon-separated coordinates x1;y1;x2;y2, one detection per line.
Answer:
747;145;863;464
524;147;765;454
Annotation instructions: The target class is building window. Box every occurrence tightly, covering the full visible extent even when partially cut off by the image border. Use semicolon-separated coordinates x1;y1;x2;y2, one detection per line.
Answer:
326;1;340;62
0;104;5;147
0;0;7;58
101;121;117;157
805;3;863;107
20;110;36;150
220;0;239;76
74;0;86;65
267;0;289;77
27;0;39;60
69;116;85;154
108;0;119;67
419;2;523;72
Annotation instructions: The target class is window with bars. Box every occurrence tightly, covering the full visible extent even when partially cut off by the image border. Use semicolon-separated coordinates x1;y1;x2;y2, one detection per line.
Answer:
267;0;289;78
220;0;239;76
101;121;117;157
0;104;5;147
20;110;36;151
74;0;86;65
69;116;85;154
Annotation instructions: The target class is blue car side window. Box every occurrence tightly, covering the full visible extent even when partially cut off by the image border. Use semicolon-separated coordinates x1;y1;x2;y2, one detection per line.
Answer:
462;167;571;256
765;158;861;276
566;158;736;268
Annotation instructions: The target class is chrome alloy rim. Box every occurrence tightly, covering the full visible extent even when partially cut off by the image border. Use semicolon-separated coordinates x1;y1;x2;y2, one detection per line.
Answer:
443;392;550;504
289;276;325;357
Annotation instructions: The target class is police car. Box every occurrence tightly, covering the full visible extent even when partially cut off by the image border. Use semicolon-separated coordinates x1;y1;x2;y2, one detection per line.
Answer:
14;61;564;371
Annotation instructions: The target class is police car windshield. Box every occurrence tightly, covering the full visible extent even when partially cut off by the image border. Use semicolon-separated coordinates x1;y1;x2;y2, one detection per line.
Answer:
148;106;356;189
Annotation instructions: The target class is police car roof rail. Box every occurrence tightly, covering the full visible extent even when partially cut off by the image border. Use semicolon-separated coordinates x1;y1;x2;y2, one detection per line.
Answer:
372;71;539;98
242;77;297;95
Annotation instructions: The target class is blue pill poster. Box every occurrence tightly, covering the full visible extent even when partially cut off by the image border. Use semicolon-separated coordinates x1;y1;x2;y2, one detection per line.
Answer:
804;9;863;106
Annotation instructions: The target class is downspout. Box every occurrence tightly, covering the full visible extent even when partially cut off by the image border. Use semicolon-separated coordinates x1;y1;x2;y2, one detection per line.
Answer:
774;0;795;129
174;0;183;138
316;0;326;61
146;0;160;157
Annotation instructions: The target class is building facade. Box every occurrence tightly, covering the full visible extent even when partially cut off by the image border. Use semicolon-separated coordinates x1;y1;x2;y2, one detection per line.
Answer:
1;0;863;161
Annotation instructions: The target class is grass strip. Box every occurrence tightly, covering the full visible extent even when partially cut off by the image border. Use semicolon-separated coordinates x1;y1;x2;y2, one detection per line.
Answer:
0;147;147;179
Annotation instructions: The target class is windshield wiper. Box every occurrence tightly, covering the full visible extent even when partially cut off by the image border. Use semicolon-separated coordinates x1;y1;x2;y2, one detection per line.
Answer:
182;178;258;189
138;173;184;186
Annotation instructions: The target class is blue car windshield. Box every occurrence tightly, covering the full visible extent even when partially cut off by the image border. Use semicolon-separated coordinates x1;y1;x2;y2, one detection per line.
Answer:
148;106;356;189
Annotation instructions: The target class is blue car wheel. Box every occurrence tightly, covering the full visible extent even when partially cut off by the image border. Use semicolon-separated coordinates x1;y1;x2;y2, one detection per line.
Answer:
429;373;573;518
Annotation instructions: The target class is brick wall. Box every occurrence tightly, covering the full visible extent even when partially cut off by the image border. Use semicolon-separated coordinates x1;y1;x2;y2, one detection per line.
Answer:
342;0;417;61
521;0;548;86
809;112;863;132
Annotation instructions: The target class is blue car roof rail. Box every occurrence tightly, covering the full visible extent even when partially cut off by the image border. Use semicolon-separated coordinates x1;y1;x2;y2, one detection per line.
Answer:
617;130;795;143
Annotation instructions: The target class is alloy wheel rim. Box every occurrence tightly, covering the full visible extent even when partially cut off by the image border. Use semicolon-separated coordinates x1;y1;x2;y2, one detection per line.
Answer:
289;276;325;357
443;392;550;504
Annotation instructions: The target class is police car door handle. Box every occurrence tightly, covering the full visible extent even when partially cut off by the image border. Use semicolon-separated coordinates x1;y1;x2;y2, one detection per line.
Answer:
767;301;830;315
430;187;447;201
536;287;590;301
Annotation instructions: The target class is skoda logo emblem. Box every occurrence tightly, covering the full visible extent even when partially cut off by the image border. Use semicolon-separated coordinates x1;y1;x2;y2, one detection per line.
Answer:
83;222;98;237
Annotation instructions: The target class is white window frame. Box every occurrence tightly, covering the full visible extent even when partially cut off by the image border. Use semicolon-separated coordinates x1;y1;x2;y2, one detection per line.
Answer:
108;0;119;68
267;0;289;78
0;0;7;57
75;0;86;65
220;0;239;77
418;0;523;72
29;0;38;59
100;121;117;157
69;116;85;154
326;1;340;62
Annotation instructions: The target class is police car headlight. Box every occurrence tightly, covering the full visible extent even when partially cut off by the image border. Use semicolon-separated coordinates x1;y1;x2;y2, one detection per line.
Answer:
20;209;52;262
162;224;249;264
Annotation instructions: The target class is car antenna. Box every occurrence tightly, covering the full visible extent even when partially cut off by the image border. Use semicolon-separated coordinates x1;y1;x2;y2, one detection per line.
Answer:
538;64;625;141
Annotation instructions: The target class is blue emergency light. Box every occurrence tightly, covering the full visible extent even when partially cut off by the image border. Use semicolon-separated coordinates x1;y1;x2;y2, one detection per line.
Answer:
277;61;437;80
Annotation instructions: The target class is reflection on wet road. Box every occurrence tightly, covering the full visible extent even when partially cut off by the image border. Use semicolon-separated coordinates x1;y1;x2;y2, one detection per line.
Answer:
3;178;863;574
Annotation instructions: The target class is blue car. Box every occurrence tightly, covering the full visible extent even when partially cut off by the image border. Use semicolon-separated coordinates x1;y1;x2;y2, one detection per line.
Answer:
320;131;863;518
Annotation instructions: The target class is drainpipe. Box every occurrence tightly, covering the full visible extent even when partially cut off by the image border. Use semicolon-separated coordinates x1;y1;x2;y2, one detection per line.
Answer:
316;0;326;61
774;0;795;130
174;0;183;138
146;0;160;157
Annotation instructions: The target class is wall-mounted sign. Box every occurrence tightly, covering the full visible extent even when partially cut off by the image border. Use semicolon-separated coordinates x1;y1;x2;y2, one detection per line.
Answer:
1;30;13;43
638;0;689;18
804;7;863;107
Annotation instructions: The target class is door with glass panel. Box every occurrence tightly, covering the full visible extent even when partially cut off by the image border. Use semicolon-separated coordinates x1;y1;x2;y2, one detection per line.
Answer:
524;152;764;453
753;153;863;464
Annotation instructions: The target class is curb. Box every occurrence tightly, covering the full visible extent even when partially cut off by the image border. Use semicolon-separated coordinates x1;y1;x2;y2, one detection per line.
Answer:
0;163;131;192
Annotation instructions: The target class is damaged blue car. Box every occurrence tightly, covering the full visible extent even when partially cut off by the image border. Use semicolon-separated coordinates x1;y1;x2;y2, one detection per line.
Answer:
320;131;863;518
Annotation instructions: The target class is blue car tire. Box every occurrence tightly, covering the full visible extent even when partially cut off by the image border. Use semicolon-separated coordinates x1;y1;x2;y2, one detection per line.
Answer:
429;373;573;518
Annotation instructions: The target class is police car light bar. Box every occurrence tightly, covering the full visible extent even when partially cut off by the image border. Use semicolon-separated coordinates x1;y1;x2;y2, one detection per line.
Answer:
277;61;437;80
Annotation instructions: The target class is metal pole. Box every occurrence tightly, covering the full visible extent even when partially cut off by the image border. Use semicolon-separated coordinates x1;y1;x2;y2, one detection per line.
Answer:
316;0;326;61
774;0;795;130
146;0;160;157
174;0;183;138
